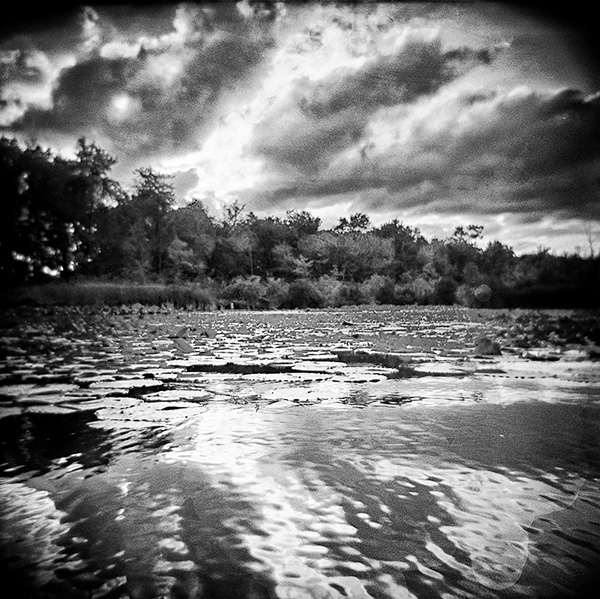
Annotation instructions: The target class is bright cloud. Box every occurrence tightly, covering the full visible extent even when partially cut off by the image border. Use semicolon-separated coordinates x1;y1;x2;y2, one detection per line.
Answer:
0;1;597;254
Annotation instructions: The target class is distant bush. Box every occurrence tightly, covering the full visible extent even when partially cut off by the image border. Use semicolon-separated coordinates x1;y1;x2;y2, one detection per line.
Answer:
283;278;326;308
455;283;475;307
219;276;290;309
409;277;436;305
394;284;417;305
335;282;367;306
221;276;265;309
362;274;396;304
313;275;344;306
434;276;457;305
263;277;290;309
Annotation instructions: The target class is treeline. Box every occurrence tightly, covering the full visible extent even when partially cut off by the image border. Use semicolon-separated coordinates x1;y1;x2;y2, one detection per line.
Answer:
1;136;598;309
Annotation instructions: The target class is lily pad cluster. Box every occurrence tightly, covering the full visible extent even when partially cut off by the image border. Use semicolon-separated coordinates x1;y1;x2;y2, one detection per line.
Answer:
0;305;598;424
492;310;600;357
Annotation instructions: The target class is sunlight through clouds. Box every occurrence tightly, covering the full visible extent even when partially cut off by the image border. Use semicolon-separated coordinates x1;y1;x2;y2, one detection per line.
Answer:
1;1;597;253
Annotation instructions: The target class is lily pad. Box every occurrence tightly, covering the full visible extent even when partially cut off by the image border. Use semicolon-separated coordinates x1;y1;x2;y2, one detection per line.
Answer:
173;338;195;353
412;363;471;377
16;397;59;406
142;389;212;402
89;379;165;391
0;406;22;420
24;405;78;415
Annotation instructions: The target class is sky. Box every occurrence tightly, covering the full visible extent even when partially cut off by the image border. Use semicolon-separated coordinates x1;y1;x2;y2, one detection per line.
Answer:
1;1;598;255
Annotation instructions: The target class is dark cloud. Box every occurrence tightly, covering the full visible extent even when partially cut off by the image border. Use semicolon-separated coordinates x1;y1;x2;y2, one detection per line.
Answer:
248;87;600;221
0;6;83;51
92;4;185;38
0;48;47;86
21;56;139;131
250;33;496;171
302;41;493;116
250;97;367;173
468;1;599;96
1;1;597;246
1;2;276;178
517;89;599;174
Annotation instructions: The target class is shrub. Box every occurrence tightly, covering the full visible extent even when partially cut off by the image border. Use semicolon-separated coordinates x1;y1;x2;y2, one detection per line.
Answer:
221;276;265;309
313;275;343;306
434;276;458;305
409;276;436;304
455;283;475;307
263;277;290;309
362;274;396;304
283;278;326;309
393;284;417;305
335;282;367;306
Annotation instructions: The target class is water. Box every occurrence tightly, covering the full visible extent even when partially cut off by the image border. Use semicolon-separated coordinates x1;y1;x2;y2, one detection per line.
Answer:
0;306;599;598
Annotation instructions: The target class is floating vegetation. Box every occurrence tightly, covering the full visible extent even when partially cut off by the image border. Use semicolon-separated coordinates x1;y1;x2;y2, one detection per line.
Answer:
0;305;598;423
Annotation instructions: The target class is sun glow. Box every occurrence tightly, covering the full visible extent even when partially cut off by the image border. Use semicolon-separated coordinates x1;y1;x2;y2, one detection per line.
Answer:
158;13;380;206
109;93;141;121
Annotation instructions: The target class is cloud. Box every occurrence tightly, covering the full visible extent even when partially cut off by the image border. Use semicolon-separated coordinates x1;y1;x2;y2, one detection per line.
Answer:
1;0;597;253
173;168;199;204
249;28;496;172
245;85;599;221
1;3;276;179
0;44;67;125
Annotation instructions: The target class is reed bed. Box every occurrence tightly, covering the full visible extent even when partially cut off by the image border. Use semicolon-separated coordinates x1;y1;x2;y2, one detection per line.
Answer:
2;281;218;310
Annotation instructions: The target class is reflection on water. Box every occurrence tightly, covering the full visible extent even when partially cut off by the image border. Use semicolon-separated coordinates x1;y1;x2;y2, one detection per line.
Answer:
0;307;599;598
0;411;110;474
1;400;598;599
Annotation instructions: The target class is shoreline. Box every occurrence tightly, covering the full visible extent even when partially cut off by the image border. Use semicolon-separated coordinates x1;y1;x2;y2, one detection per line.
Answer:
2;277;598;311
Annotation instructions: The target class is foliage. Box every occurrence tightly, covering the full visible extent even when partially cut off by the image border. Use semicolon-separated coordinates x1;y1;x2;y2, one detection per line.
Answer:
222;275;266;309
2;280;217;309
263;277;290;309
129;168;176;277
1;135;598;309
362;274;396;304
313;275;344;306
285;210;321;241
283;278;326;309
334;212;370;234
0;137;122;283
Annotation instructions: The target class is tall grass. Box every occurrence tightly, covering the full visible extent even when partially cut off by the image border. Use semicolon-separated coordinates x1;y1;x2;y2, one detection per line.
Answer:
2;281;218;310
5;275;594;311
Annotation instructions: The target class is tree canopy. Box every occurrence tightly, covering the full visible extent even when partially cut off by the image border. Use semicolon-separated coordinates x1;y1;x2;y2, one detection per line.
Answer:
1;136;597;309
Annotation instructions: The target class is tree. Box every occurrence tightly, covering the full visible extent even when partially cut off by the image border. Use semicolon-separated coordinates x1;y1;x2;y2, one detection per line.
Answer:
481;241;515;283
71;138;124;272
168;199;216;277
584;223;597;258
221;199;246;232
298;232;339;277
166;236;201;280
0;137;30;282
0;137;121;283
373;219;426;277
244;215;292;276
209;230;256;280
451;224;484;244
285;210;321;242
336;233;394;281
271;243;311;279
334;212;371;234
129;168;176;277
446;225;484;279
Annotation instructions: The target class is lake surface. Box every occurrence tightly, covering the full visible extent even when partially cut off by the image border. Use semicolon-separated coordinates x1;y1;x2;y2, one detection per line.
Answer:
0;306;599;598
